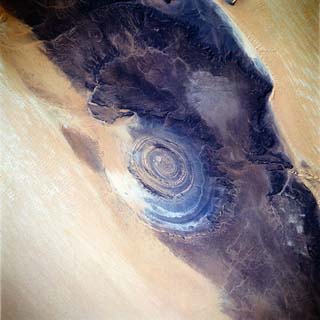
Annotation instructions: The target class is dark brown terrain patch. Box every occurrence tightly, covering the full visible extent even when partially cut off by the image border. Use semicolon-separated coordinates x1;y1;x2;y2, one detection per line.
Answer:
62;126;103;172
301;160;310;169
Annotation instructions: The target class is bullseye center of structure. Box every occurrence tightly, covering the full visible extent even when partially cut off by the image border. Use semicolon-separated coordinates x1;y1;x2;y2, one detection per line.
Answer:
130;137;193;199
128;134;222;234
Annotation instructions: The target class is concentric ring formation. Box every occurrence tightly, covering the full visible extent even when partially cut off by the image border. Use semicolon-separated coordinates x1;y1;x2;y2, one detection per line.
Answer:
131;137;194;199
129;135;225;234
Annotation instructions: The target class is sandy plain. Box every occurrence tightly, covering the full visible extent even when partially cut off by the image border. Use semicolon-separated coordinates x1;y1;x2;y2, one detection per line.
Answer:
0;9;230;320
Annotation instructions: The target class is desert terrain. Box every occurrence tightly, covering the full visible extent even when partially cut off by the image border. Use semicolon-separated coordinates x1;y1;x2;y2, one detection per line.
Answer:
1;1;319;319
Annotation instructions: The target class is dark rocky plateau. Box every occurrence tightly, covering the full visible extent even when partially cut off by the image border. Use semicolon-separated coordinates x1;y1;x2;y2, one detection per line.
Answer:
4;0;320;319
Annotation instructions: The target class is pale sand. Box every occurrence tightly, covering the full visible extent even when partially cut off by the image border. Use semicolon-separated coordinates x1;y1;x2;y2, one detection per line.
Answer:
0;10;230;320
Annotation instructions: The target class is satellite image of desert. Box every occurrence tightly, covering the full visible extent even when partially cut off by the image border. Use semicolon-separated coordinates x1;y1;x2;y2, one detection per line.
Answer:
1;1;319;319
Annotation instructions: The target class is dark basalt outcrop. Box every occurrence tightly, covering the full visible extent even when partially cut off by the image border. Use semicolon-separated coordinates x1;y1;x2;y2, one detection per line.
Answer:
4;0;319;319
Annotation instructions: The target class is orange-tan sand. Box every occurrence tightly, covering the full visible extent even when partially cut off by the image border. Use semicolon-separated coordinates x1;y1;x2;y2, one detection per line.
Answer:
216;0;320;200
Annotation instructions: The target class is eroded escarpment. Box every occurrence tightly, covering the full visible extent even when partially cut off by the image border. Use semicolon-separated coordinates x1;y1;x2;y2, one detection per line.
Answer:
4;0;320;319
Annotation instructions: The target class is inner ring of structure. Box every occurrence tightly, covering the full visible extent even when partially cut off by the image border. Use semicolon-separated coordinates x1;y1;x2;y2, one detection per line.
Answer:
128;134;227;234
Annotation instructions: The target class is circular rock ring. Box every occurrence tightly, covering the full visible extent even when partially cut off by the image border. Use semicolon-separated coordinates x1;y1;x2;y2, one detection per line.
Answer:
130;137;194;199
